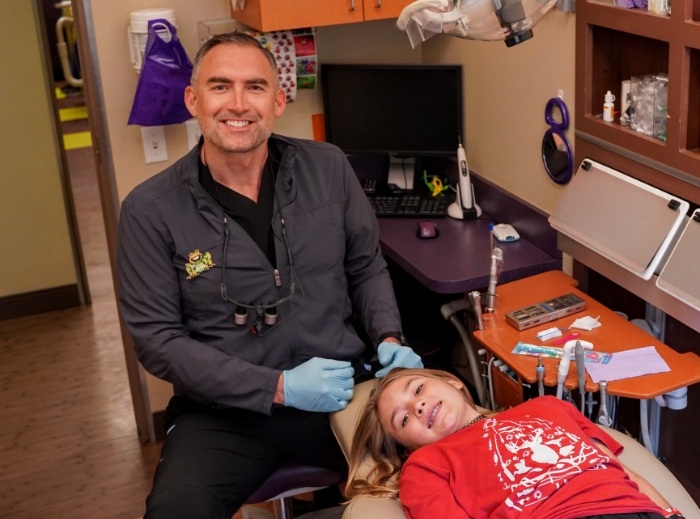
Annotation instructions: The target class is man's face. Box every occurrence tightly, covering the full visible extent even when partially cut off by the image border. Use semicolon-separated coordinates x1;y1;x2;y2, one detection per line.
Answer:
185;44;286;156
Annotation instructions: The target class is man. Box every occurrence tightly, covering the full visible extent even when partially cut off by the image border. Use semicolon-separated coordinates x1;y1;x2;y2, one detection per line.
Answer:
117;32;422;518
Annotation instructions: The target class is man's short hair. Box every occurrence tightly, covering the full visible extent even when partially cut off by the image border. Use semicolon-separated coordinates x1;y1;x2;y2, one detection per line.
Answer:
191;32;278;86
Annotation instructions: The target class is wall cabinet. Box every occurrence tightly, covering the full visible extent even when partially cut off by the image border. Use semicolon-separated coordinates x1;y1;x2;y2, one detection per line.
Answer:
575;0;700;204
230;0;412;33
575;2;700;503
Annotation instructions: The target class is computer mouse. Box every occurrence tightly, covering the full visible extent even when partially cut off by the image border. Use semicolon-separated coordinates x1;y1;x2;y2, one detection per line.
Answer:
417;221;439;239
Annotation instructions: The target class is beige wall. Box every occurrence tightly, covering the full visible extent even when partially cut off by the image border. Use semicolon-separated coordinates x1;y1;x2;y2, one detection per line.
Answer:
86;0;575;414
90;0;575;216
0;1;77;298
88;0;420;203
423;10;576;214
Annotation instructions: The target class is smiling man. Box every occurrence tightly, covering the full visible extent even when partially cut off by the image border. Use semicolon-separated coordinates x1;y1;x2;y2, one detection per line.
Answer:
117;33;422;518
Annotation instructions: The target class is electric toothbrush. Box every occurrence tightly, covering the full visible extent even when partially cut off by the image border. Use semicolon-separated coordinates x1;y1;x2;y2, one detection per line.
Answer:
448;139;482;220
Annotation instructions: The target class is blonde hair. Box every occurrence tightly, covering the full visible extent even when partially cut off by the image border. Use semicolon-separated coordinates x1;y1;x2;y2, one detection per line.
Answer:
344;368;476;500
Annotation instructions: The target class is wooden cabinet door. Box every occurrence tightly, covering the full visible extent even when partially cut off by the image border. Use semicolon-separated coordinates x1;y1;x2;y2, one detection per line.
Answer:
362;0;413;21
231;0;364;32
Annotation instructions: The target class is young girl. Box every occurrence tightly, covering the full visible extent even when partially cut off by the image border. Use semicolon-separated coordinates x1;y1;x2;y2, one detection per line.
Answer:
345;368;685;519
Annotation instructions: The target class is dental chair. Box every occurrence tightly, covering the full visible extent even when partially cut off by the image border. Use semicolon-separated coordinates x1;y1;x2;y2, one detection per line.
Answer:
331;380;700;519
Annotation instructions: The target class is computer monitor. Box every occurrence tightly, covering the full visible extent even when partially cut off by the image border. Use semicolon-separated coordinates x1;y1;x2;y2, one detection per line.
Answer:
321;64;464;189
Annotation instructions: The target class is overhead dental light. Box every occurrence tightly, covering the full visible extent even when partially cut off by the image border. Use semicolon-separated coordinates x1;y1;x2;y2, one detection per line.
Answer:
397;0;559;48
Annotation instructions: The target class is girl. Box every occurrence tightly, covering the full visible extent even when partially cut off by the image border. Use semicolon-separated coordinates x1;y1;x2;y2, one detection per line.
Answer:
345;368;685;519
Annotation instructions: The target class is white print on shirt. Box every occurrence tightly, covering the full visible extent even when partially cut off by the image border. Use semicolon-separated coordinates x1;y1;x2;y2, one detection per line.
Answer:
480;415;610;512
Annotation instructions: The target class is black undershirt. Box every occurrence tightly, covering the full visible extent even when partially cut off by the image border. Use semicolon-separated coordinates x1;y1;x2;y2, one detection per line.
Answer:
198;147;277;267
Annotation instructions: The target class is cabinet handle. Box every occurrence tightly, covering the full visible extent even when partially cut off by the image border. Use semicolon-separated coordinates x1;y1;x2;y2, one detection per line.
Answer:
350;0;355;10
377;0;383;6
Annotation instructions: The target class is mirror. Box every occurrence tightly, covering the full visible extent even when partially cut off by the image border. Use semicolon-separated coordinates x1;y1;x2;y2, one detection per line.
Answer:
542;97;573;184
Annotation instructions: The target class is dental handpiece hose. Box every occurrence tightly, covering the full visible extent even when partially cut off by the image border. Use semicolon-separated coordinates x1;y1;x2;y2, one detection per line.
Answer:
485;247;503;312
575;340;586;413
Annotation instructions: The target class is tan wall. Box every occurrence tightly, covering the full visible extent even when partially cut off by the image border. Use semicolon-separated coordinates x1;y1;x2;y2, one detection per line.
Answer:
0;1;77;297
88;0;421;203
423;10;576;214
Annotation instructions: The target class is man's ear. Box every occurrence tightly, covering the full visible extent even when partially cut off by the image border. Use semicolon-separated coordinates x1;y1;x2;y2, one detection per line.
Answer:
184;85;197;117
274;88;287;117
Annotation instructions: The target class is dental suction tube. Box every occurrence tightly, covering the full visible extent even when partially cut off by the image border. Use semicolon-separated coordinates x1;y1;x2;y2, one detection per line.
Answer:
557;339;593;400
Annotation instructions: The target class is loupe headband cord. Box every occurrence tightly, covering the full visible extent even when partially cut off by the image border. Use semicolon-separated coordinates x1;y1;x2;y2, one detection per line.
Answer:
219;216;296;311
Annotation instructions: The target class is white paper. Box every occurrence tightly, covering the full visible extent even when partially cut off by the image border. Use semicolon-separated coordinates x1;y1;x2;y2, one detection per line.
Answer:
584;345;670;383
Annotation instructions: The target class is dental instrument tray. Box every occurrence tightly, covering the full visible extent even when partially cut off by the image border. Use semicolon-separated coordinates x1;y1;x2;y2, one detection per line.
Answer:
505;293;587;331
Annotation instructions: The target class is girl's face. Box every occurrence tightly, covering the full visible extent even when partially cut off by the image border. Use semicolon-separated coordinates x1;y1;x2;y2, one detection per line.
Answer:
377;374;476;450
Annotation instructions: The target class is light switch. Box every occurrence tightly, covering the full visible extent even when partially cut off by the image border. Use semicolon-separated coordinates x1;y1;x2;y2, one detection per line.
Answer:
141;126;168;163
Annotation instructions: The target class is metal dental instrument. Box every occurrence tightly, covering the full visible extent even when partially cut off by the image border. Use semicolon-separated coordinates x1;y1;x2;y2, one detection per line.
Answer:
468;290;484;330
575;340;586;413
597;380;611;426
585;391;596;419
485;247;503;312
536;358;545;397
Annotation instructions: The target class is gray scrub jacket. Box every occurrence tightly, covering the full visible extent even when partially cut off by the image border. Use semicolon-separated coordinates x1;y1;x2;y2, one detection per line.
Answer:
117;134;402;415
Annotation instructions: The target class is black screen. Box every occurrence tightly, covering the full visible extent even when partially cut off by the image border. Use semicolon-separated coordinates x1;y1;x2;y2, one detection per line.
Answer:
321;64;463;157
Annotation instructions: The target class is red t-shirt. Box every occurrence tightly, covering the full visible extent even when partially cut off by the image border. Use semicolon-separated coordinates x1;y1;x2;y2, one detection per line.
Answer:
399;396;665;519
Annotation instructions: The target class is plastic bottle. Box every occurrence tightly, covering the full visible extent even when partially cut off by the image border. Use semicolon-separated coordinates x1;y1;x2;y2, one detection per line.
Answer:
603;90;616;122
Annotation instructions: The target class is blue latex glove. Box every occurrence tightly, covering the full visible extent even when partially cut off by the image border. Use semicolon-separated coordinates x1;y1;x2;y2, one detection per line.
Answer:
283;357;355;412
375;341;424;378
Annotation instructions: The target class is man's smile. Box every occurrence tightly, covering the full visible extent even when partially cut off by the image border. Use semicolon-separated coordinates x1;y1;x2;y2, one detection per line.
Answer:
224;120;252;127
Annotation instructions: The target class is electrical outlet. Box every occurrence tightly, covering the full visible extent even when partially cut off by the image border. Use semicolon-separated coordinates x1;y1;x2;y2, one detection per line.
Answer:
185;118;201;150
141;126;168;164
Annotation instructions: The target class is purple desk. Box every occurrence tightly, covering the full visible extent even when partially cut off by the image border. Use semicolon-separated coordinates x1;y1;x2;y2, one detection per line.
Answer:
378;217;561;294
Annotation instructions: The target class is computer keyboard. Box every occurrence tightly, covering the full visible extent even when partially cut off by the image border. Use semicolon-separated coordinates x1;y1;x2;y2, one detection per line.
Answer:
367;194;449;218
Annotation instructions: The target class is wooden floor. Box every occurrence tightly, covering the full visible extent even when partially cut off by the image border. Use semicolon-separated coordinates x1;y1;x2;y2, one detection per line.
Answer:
0;88;273;519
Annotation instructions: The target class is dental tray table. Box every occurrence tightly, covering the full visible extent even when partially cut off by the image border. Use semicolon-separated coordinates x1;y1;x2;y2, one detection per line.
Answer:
472;271;700;401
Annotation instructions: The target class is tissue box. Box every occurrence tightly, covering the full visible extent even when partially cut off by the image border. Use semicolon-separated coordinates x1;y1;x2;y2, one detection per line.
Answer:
629;74;668;141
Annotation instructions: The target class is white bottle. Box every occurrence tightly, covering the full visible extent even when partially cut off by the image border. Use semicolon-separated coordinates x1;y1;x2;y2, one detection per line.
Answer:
603;90;616;122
